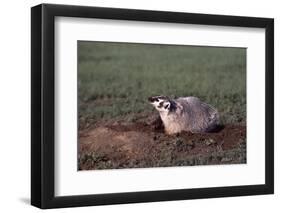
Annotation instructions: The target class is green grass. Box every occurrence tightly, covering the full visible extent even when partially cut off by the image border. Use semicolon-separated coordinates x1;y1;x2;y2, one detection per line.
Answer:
78;41;246;129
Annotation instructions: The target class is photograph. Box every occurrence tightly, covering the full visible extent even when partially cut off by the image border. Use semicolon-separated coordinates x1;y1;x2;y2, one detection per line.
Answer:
77;41;247;170
30;2;274;209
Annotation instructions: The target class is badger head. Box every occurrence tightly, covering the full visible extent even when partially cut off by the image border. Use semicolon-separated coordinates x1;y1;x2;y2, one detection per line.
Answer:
148;96;175;113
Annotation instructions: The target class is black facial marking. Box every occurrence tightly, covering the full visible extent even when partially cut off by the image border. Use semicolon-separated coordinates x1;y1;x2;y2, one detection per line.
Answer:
148;96;169;103
169;101;177;112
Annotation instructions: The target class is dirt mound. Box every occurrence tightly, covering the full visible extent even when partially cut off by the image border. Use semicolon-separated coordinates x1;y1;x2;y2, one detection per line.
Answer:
78;122;246;170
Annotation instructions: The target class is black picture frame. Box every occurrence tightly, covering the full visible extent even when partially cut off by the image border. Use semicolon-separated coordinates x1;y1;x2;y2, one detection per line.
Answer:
31;3;274;209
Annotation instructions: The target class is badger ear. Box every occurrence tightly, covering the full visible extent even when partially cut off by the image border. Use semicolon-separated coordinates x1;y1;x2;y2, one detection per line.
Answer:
164;102;170;110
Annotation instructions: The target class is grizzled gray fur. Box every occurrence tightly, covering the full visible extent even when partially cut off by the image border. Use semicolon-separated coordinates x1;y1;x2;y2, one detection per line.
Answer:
148;96;220;134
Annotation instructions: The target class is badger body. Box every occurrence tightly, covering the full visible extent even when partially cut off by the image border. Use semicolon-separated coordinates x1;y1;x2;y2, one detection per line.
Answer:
148;96;219;135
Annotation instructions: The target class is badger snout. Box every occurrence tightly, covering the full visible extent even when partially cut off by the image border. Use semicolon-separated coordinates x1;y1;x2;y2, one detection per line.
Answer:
148;96;157;103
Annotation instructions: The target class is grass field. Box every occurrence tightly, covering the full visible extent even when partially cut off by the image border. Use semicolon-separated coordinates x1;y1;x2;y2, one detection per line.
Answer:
78;41;246;129
78;41;246;170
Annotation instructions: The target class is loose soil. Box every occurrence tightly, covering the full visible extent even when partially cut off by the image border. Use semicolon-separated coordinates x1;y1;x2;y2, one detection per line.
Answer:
78;118;246;170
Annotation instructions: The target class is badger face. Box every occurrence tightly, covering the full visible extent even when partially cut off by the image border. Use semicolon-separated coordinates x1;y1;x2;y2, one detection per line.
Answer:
148;96;172;113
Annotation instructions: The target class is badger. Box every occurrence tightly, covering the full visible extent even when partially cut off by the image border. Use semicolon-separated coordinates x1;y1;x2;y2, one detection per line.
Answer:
148;95;220;135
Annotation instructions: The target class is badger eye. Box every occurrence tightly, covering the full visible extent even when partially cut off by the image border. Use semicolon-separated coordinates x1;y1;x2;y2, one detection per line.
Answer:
155;98;159;102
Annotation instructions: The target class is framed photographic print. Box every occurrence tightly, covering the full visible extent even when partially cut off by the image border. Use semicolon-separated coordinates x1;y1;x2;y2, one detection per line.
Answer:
31;3;274;209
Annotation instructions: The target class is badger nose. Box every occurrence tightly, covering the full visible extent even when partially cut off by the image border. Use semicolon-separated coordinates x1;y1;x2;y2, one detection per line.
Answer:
148;96;154;102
